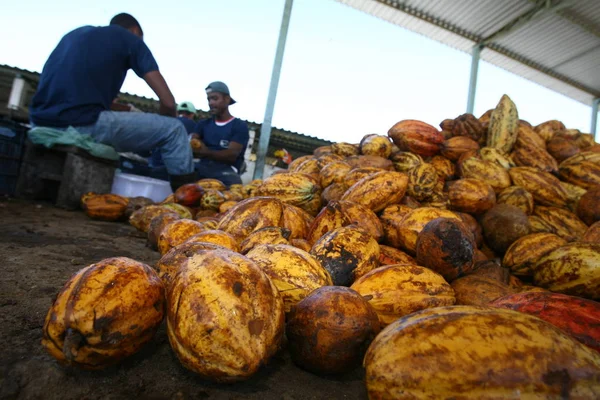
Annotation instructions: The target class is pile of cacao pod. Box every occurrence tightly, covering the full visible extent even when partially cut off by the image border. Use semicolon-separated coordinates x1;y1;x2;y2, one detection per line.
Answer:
53;94;600;396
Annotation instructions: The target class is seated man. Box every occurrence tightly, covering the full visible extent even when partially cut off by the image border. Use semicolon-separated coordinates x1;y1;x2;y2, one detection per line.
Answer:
29;13;195;191
191;82;249;187
148;101;198;180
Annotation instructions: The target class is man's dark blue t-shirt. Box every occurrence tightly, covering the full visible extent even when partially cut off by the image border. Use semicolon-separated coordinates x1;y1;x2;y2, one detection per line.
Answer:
30;25;159;127
178;116;196;134
193;118;249;172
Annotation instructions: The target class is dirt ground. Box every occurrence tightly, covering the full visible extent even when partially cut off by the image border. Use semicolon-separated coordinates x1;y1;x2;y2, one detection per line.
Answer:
0;198;368;400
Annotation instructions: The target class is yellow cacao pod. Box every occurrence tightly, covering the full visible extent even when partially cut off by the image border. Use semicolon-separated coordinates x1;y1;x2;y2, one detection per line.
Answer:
364;305;600;399
486;94;519;154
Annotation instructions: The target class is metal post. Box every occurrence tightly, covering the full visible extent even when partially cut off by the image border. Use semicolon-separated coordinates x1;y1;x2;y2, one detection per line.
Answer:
592;98;599;139
466;44;483;115
253;0;294;180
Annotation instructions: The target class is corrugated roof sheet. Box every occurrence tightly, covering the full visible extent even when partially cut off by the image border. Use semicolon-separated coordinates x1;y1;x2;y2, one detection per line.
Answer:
337;0;600;106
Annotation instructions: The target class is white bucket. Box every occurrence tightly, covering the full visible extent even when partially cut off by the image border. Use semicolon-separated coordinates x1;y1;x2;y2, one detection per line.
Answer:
111;171;172;203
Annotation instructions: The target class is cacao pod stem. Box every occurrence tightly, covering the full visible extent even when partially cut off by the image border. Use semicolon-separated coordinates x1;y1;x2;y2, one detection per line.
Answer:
63;328;85;361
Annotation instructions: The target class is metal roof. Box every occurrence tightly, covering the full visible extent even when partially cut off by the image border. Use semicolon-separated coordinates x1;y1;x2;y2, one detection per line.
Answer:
336;0;600;106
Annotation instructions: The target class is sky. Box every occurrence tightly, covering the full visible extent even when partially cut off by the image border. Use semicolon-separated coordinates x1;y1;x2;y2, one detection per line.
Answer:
0;0;596;143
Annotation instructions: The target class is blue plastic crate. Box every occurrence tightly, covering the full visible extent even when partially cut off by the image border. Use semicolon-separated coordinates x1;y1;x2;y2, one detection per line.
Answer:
0;120;27;195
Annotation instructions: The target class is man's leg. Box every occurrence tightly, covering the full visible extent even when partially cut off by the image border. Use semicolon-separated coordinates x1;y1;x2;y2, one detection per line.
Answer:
195;161;242;187
87;111;195;190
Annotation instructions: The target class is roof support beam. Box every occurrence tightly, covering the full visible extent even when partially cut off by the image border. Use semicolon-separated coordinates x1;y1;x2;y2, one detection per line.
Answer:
481;0;575;46
592;98;599;138
253;0;294;180
466;44;483;114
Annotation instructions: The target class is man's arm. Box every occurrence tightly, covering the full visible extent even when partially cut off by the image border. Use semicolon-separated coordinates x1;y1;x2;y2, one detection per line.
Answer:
194;142;244;164
143;71;176;117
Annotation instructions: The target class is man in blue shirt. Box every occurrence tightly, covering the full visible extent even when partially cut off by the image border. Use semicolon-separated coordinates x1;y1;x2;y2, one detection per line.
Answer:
176;101;197;134
191;82;249;187
29;13;195;191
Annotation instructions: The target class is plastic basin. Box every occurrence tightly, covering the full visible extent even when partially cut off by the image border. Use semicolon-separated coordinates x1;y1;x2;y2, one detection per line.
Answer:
111;172;172;203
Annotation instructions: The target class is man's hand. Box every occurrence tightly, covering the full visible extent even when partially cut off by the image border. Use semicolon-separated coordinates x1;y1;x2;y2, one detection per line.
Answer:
143;71;176;117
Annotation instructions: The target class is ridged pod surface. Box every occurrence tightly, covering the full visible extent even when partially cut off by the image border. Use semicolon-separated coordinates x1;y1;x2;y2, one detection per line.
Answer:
378;245;416;266
42;257;165;369
407;163;439;201
391;207;462;254
559;161;600;190
486;94;519;154
479;147;515;169
388;120;444;157
497;186;534;215
167;249;284;382
351;264;455;327
491;291;600;352
319;160;351;188
508;167;569;208
216;197;284;240
341;171;408;213
451;275;514;306
511;144;558;173
447;178;496;215
583;221;600;244
246;244;332;312
256;173;322;216
307;200;383;245
184;229;240;252
238;227;290;254
533;242;600;300
330;142;359;157
440;136;480;161
130;205;179;233
390;151;423;173
459;157;511;193
310;225;380;286
502;233;567;278
533;206;588;242
359;134;393;158
81;193;129;221
155;241;229;289
364;306;600;399
281;203;314;240
158;219;206;255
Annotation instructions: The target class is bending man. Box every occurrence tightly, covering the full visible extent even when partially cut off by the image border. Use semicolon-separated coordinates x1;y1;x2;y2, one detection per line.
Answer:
29;13;195;190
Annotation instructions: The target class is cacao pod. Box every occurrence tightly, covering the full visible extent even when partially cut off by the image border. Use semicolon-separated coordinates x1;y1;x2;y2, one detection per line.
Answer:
491;291;600;352
341;170;408;213
533;242;600;300
359;134;393;158
351;264;455;327
42;257;164;369
446;178;496;215
415;218;475;281
257;173;322;216
81;193;129;221
364;305;600;399
388;120;444;157
246;244;332;312
508;167;568;207
502;233;567;278
286;286;379;375
310;225;380;286
487;94;519;154
167;249;284;382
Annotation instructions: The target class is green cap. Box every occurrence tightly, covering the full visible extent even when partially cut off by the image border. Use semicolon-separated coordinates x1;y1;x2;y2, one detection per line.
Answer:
177;101;196;114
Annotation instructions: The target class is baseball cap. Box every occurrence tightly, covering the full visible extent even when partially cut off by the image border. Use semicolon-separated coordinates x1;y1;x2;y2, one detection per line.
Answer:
177;101;197;114
205;81;236;105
